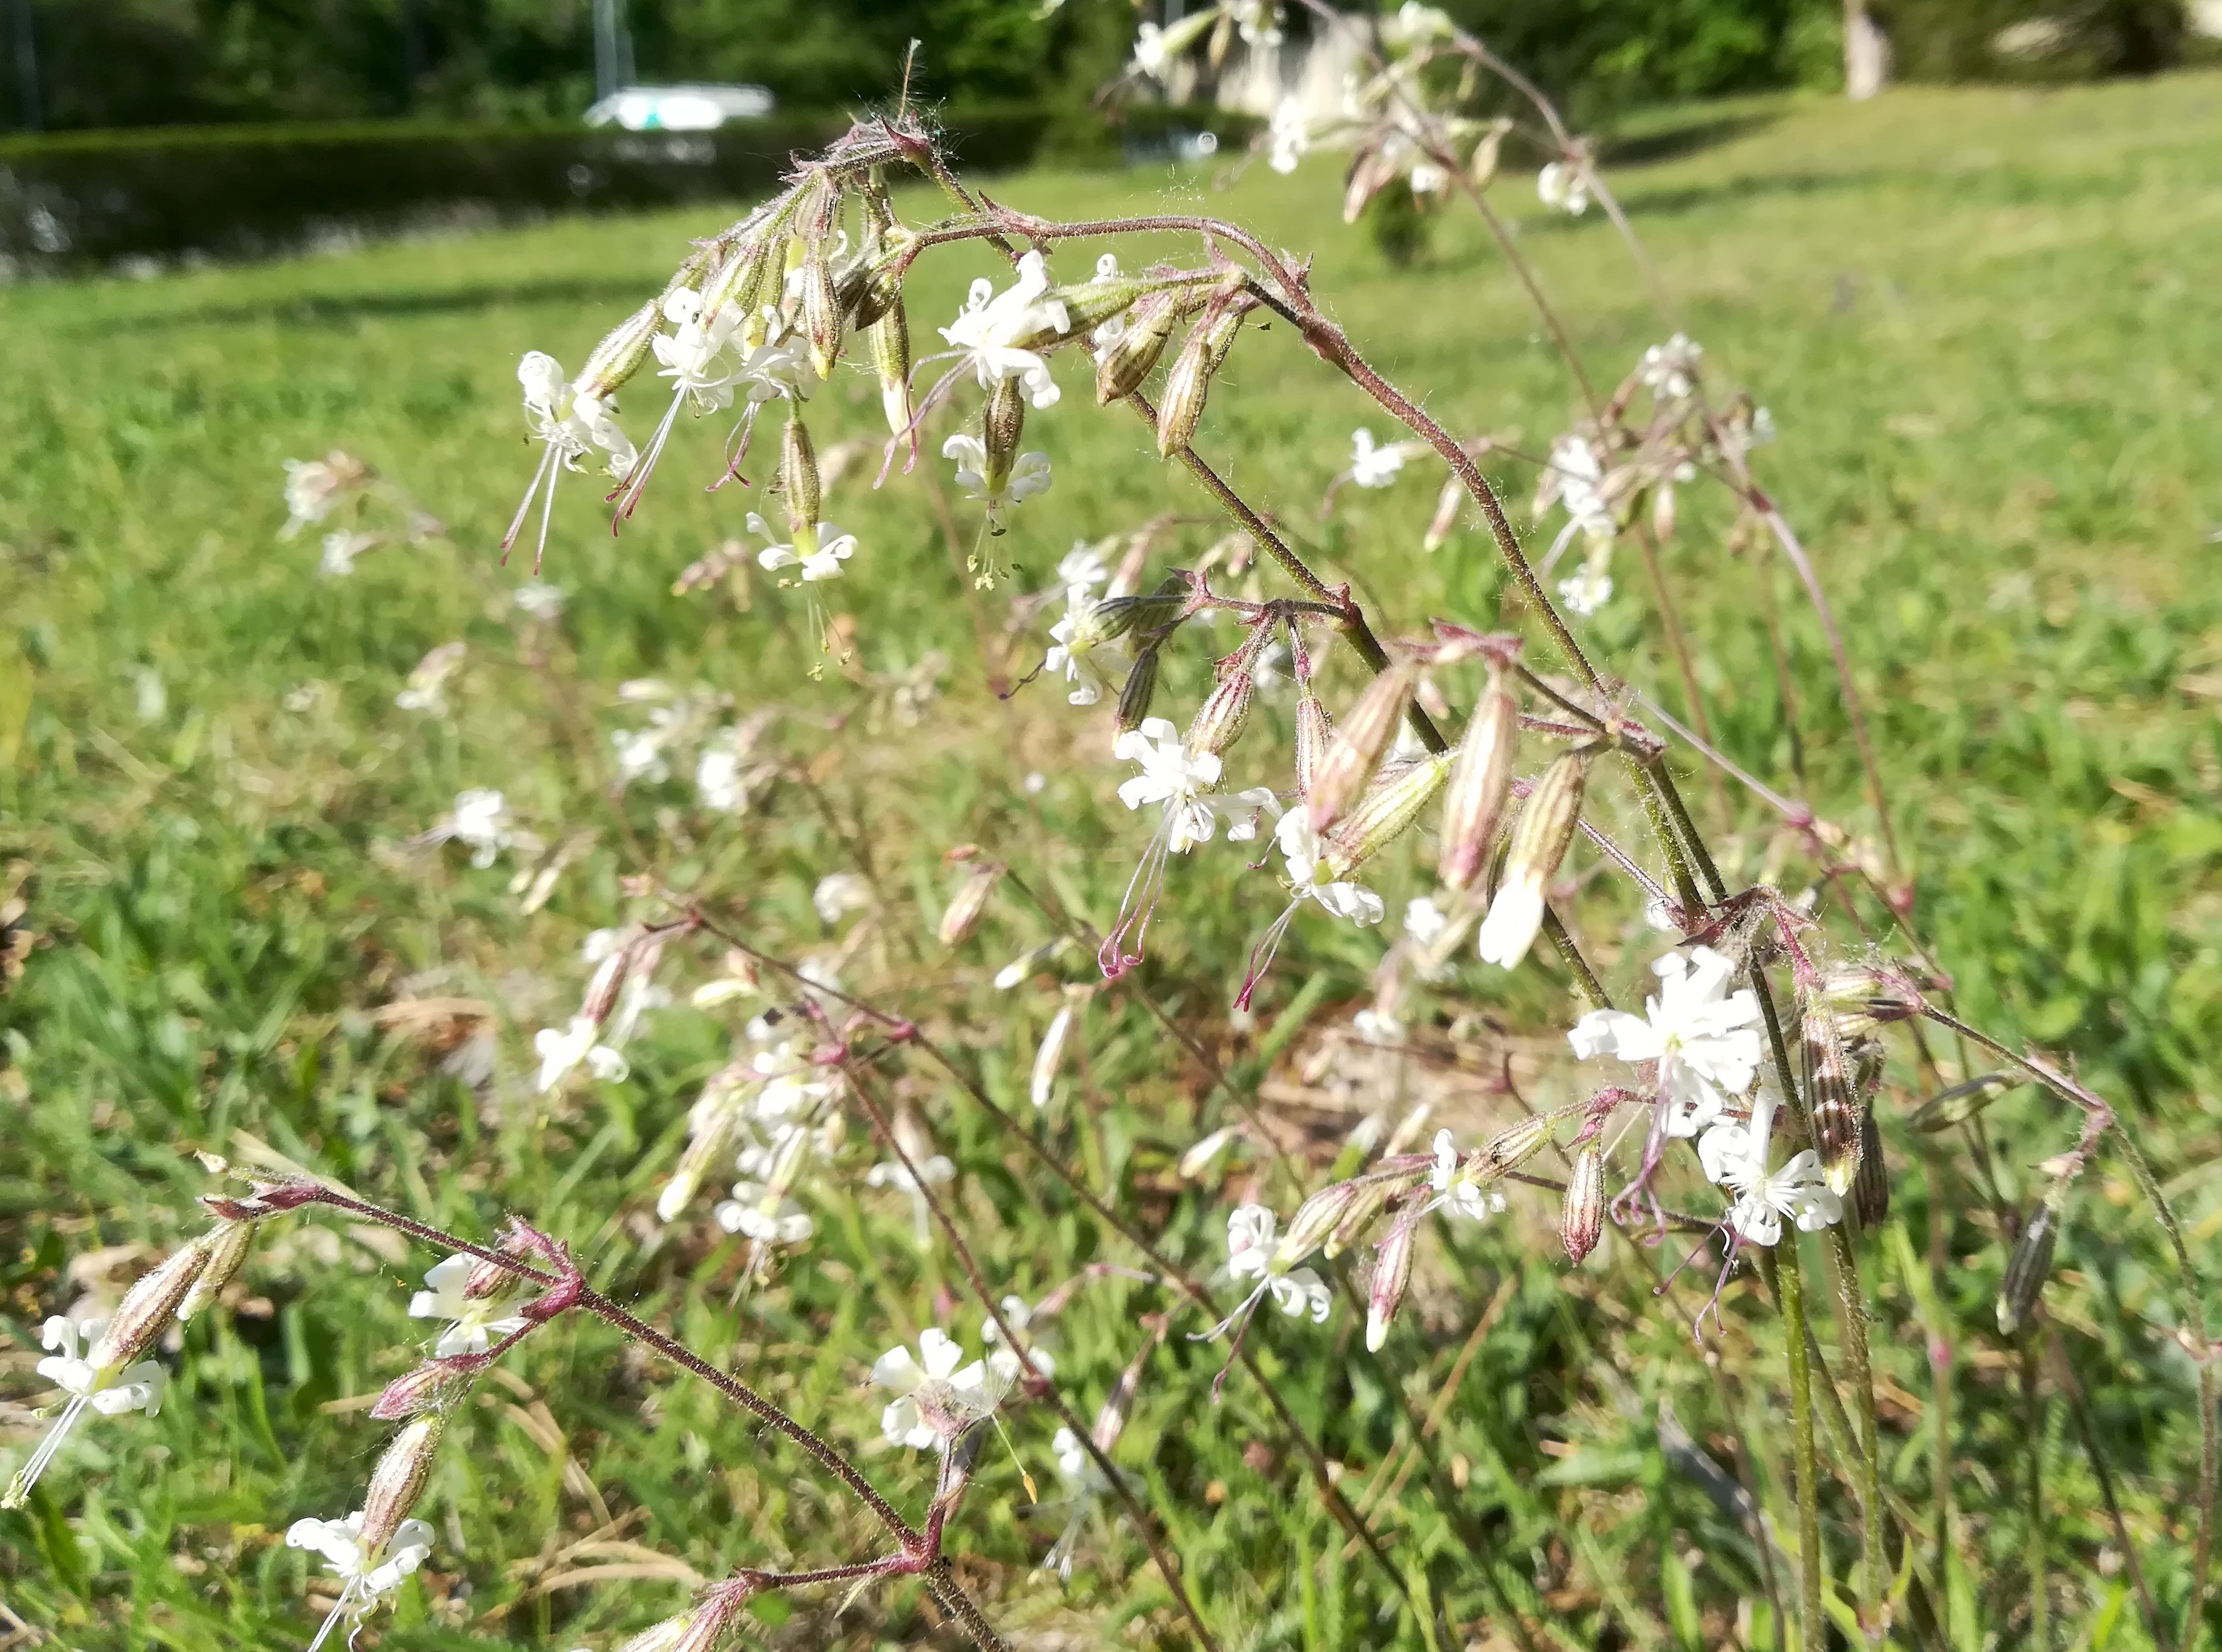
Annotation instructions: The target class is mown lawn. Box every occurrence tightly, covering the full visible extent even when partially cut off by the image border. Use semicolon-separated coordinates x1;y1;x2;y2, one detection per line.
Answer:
2;70;2221;1651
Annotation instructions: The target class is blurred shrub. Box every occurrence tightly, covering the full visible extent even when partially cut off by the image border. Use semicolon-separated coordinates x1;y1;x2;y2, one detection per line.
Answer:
1876;0;2189;79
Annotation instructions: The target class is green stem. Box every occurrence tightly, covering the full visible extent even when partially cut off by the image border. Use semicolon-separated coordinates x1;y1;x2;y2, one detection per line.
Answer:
2023;1340;2048;1651
1777;1240;1826;1651
1826;1221;1884;1643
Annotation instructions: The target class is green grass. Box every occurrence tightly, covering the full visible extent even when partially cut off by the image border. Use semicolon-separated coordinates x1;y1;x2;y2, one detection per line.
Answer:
4;71;2222;1651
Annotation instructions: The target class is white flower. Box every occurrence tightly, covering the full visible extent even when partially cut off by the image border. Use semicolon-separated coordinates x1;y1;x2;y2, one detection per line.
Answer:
533;1017;629;1092
286;1511;435;1651
1044;592;1130;707
320;530;378;578
4;1315;166;1508
1429;1129;1506;1221
1054;542;1111;596
504;352;636;566
937;251;1067;408
1537;160;1590;216
1697;1088;1842;1246
611;726;671;787
406;1255;529;1358
1545;435;1615;541
1349;427;1405;488
1268;97;1311;174
1224;1206;1331;1322
513;582;566;620
871;1328;1007;1450
1386;1;1454;44
1275;810;1385;925
942;434;1053;518
714;1185;816;1246
1405;896;1448;946
1559;557;1613;617
1087;256;1129;350
982;1293;1056;1382
813;871;874;925
1353;1008;1405;1046
748;510;857;582
1129;21;1170;81
1568;946;1762;1137
1114;717;1223;853
1043;1425;1115;1578
1231;0;1281;44
281;455;355;537
1031;1002;1075;1109
395;641;464;717
445;788;514;868
1474;877;1546;970
651;294;743;412
1638;333;1703;401
867;1152;956;1243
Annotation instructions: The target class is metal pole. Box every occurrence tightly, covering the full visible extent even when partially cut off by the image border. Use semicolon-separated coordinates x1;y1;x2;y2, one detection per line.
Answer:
11;0;39;133
593;0;619;101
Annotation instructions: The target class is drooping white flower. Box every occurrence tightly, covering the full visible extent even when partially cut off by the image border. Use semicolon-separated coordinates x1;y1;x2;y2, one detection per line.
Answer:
813;872;874;925
1267;97;1311;174
871;1328;1008;1451
1222;1205;1331;1323
1568;946;1762;1137
1274;810;1385;926
395;641;465;716
1428;1129;1506;1221
1559;556;1613;618
442;788;515;869
533;1017;629;1093
942;433;1053;518
3;1316;166;1508
1354;1008;1405;1047
1349;427;1405;489
1129;21;1171;82
747;509;857;583
714;1184;816;1246
1054;542;1112;597
1638;333;1703;401
513;582;567;621
1086;255;1130;351
1043;1424;1116;1579
1544;435;1615;542
281;455;357;538
937;251;1068;408
1405;896;1448;947
1537;159;1590;216
1044;591;1130;707
320;530;378;578
611;726;672;787
981;1292;1057;1384
866;1152;956;1243
1696;1087;1842;1246
406;1255;529;1358
286;1511;436;1652
504;351;636;567
1114;717;1224;853
1230;0;1281;44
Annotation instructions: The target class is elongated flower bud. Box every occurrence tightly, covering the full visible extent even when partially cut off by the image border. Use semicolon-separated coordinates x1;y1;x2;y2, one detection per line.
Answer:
1276;1181;1362;1271
1422;475;1464;552
1366;1214;1420;1351
1155;273;1253;457
178;1218;256;1321
1308;663;1417;833
1850;1102;1888;1227
1095;285;1186;404
1800;1007;1862;1196
1561;1143;1606;1263
1911;1072;2014;1133
1469;119;1511;188
576;299;664;400
370;1363;472;1421
1293;679;1333;805
1031;1000;1075;1110
1439;672;1517;890
868;297;913;437
1049;275;1165;340
616;1613;699;1652
780;415;821;543
1472;1114;1555;1183
800;248;840;377
657;1094;745;1223
1117;641;1162;733
1092;584;1186;641
938;862;1002;947
1996;1187;2064;1337
699;238;771;332
360;1413;444;1553
90;1238;211;1370
1326;753;1452;879
1187;638;1262;758
1477;753;1587;970
983;373;1025;499
1178;1126;1240;1181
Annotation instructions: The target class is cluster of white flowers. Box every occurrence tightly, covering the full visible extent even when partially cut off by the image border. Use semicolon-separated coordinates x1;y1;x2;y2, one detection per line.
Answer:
1570;946;1841;1246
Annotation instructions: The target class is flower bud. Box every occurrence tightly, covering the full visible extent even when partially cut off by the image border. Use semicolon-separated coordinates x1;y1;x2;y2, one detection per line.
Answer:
1477;753;1587;970
983;373;1026;498
699;238;771;332
1095;285;1186;404
1092;584;1186;641
1651;480;1678;541
370;1363;471;1421
1850;1101;1888;1228
1325;1176;1396;1259
1186;639;1262;759
1031;1000;1076;1110
1800;1006;1862;1197
616;1613;699;1652
1911;1072;2013;1133
90;1238;212;1371
360;1413;444;1554
576;299;664;400
780;414;822;544
800;248;840;378
658;1095;747;1223
1325;753;1453;880
1560;1142;1606;1263
1155;272;1254;457
868;298;913;437
1117;641;1163;733
1422;475;1464;552
1276;1181;1362;1271
1472;1114;1555;1183
1308;663;1417;833
1365;1214;1420;1351
1469;119;1511;188
938;861;1003;947
1996;1187;2064;1338
1049;275;1165;340
178;1218;256;1321
1438;673;1517;891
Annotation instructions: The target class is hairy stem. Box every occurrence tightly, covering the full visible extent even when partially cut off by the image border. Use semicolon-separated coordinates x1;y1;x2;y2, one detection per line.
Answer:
1776;1239;1827;1651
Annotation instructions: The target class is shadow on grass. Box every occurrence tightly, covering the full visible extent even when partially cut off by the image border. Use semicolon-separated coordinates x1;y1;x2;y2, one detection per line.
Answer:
1598;110;1781;168
90;274;654;334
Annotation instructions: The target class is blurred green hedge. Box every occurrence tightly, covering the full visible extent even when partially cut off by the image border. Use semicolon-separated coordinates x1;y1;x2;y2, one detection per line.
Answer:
0;103;1259;271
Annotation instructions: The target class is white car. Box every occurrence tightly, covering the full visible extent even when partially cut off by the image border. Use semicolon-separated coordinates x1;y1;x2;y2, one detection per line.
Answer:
584;83;776;131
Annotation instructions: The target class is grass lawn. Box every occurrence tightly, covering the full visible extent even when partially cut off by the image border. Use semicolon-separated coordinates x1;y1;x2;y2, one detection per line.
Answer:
3;70;2221;1651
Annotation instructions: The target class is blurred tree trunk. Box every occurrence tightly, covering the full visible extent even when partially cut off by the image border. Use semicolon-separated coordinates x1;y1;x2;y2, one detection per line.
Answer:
1844;0;1891;99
